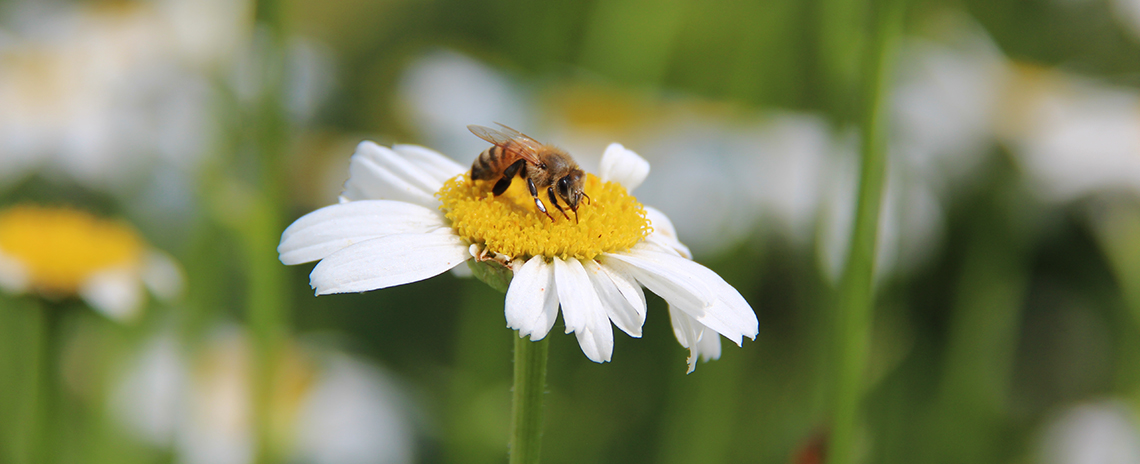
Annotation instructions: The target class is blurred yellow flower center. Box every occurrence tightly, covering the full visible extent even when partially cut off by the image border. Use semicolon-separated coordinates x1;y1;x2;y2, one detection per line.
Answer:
0;205;144;294
436;173;650;261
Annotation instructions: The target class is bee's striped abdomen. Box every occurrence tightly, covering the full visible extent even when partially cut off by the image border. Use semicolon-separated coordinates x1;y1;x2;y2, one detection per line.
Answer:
471;145;503;180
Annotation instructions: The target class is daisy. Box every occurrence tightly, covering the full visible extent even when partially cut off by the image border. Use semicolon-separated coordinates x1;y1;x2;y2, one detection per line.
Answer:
0;204;182;322
278;140;758;371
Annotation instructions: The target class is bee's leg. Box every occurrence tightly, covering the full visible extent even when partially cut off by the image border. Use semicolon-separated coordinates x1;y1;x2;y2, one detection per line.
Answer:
527;178;554;220
548;187;571;221
493;159;527;196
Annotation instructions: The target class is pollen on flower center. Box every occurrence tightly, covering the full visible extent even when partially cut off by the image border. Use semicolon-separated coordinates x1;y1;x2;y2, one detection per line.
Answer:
0;205;144;294
436;173;651;261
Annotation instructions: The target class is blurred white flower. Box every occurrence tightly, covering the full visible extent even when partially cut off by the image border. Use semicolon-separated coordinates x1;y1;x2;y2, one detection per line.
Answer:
112;333;188;447
397;49;533;160
892;21;1009;195
293;354;416;464
1037;400;1140;464
622;113;833;255
112;326;417;464
0;204;183;322
0;0;252;191
230;31;337;125
1112;0;1140;39
1001;67;1140;203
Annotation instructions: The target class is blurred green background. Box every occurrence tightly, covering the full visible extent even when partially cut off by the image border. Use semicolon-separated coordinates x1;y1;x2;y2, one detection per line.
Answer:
1;0;1140;463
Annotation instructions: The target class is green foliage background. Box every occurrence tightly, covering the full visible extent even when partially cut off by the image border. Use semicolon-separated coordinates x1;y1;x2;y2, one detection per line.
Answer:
2;0;1140;463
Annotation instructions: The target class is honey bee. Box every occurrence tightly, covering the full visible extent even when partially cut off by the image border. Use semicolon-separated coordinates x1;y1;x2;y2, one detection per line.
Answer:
468;123;589;222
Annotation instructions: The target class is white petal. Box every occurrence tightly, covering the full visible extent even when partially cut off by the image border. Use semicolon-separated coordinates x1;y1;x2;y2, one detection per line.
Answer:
81;268;145;323
601;248;715;315
0;249;30;294
340;141;459;207
607;244;757;345
695;326;722;362
505;256;559;341
599;263;646;317
584;259;645;338
392;144;466;182
599;143;650;192
279;200;448;265
309;231;468;295
667;304;699;373
643;206;692;259
668;305;722;373
553;258;614;363
142;251;185;302
694;267;759;344
668;303;696;349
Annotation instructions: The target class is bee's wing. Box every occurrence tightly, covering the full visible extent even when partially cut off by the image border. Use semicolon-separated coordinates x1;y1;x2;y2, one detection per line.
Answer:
467;124;543;165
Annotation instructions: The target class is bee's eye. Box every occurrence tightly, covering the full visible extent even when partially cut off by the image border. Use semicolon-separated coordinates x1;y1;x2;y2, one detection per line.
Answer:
558;177;570;196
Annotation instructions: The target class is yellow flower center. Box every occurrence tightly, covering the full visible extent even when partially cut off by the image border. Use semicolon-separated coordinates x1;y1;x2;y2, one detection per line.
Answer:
0;205;144;295
436;173;650;261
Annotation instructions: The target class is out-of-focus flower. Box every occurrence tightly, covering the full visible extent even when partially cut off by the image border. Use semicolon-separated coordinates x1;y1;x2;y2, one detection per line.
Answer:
611;112;832;255
1036;400;1140;464
1112;0;1140;40
229;32;337;126
278;141;757;371
0;0;252;191
397;50;533;160
892;19;1009;195
0;204;182;321
1000;65;1140;203
112;326;416;464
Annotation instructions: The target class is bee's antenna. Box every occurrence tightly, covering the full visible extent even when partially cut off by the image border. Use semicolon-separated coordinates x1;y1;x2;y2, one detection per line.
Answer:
582;192;591;205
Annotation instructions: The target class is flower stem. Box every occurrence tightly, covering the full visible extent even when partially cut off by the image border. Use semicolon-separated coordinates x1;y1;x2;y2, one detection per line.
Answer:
509;334;549;464
827;0;904;462
27;302;62;464
248;2;289;462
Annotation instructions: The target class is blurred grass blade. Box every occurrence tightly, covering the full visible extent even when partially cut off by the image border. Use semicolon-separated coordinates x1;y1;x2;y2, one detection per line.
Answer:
827;0;905;462
818;0;868;120
248;1;290;463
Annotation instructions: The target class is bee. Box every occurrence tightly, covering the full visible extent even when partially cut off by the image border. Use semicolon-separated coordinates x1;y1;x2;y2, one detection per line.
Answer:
467;123;589;222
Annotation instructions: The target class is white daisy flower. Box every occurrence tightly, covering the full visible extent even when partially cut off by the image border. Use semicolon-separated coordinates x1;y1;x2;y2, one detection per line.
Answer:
1000;66;1140;203
0;204;183;322
278;140;758;372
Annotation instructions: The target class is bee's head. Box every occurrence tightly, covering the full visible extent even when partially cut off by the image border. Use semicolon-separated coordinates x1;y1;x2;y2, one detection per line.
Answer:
557;169;587;212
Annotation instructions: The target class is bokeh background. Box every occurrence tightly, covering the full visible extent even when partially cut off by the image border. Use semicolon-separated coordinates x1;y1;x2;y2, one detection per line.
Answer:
1;0;1140;463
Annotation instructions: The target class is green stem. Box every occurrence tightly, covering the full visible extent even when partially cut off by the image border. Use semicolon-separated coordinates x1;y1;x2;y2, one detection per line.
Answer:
509;334;550;464
248;2;289;462
827;0;904;463
28;302;63;464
